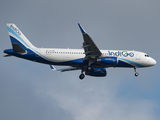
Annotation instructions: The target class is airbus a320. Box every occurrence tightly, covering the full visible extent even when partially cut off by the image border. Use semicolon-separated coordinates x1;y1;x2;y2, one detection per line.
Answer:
4;23;156;79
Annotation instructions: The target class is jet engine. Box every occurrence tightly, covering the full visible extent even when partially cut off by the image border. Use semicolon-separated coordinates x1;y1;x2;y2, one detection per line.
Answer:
85;68;107;77
97;57;118;65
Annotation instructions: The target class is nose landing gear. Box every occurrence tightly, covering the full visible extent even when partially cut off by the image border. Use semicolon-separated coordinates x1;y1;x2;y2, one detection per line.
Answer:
134;67;139;77
135;72;139;76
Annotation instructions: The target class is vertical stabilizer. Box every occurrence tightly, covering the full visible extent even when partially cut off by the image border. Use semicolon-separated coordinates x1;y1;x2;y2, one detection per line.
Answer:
6;23;36;50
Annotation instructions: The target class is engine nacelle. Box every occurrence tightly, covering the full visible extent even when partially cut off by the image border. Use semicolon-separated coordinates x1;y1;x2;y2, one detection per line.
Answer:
85;68;107;77
97;57;118;65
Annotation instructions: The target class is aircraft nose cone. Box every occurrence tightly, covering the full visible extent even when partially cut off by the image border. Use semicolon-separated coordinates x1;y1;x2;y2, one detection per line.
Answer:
152;59;156;65
150;58;156;66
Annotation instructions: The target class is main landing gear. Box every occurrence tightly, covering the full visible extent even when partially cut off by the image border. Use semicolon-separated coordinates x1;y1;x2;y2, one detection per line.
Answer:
79;67;139;79
79;66;91;80
79;69;85;80
79;73;85;80
134;67;139;77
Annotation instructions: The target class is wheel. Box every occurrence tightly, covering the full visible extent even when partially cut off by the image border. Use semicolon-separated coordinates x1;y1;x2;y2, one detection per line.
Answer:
79;74;85;80
135;72;139;77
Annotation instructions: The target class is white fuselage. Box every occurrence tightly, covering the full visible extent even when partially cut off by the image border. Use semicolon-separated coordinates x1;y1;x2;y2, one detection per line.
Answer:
37;48;156;68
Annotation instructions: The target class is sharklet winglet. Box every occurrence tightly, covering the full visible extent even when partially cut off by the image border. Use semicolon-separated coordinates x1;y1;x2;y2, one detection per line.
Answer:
78;23;86;34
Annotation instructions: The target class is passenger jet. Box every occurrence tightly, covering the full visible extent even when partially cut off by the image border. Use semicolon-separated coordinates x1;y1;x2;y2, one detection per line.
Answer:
4;23;156;79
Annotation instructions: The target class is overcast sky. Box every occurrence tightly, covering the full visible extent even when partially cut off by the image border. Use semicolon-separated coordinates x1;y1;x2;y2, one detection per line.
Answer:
0;0;160;120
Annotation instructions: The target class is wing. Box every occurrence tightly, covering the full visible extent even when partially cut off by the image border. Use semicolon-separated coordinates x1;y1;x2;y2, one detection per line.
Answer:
78;23;102;61
50;65;81;72
51;24;102;73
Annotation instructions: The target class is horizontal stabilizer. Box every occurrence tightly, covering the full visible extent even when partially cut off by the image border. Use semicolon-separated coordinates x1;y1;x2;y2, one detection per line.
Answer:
50;65;57;70
3;54;13;57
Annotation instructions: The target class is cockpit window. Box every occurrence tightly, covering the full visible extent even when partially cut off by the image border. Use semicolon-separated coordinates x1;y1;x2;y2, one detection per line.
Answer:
145;54;149;57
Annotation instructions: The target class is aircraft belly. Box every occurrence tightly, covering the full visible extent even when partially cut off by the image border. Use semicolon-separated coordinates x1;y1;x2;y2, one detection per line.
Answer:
44;54;83;63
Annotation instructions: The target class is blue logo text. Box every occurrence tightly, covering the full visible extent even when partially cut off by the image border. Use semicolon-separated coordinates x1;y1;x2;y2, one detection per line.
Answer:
108;51;134;57
10;25;21;35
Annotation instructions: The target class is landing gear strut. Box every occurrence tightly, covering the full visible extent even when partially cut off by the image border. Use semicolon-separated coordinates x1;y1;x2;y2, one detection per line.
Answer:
134;67;139;77
88;66;91;70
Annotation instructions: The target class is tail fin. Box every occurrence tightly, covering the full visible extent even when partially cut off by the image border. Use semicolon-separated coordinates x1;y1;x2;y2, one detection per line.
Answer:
6;23;36;52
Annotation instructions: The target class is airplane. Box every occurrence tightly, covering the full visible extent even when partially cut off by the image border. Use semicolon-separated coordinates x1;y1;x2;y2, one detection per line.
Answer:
4;23;156;79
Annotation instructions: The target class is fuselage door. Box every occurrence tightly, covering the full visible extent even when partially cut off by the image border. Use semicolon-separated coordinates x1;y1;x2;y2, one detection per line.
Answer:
136;52;140;60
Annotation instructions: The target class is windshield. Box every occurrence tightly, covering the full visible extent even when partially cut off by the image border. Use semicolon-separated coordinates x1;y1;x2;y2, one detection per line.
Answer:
145;54;149;57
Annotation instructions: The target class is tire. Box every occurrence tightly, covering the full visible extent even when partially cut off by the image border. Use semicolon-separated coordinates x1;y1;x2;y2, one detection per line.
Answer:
79;74;85;80
135;72;139;77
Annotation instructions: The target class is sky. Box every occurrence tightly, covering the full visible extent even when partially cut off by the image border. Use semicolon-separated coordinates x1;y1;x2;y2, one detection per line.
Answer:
0;0;160;120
